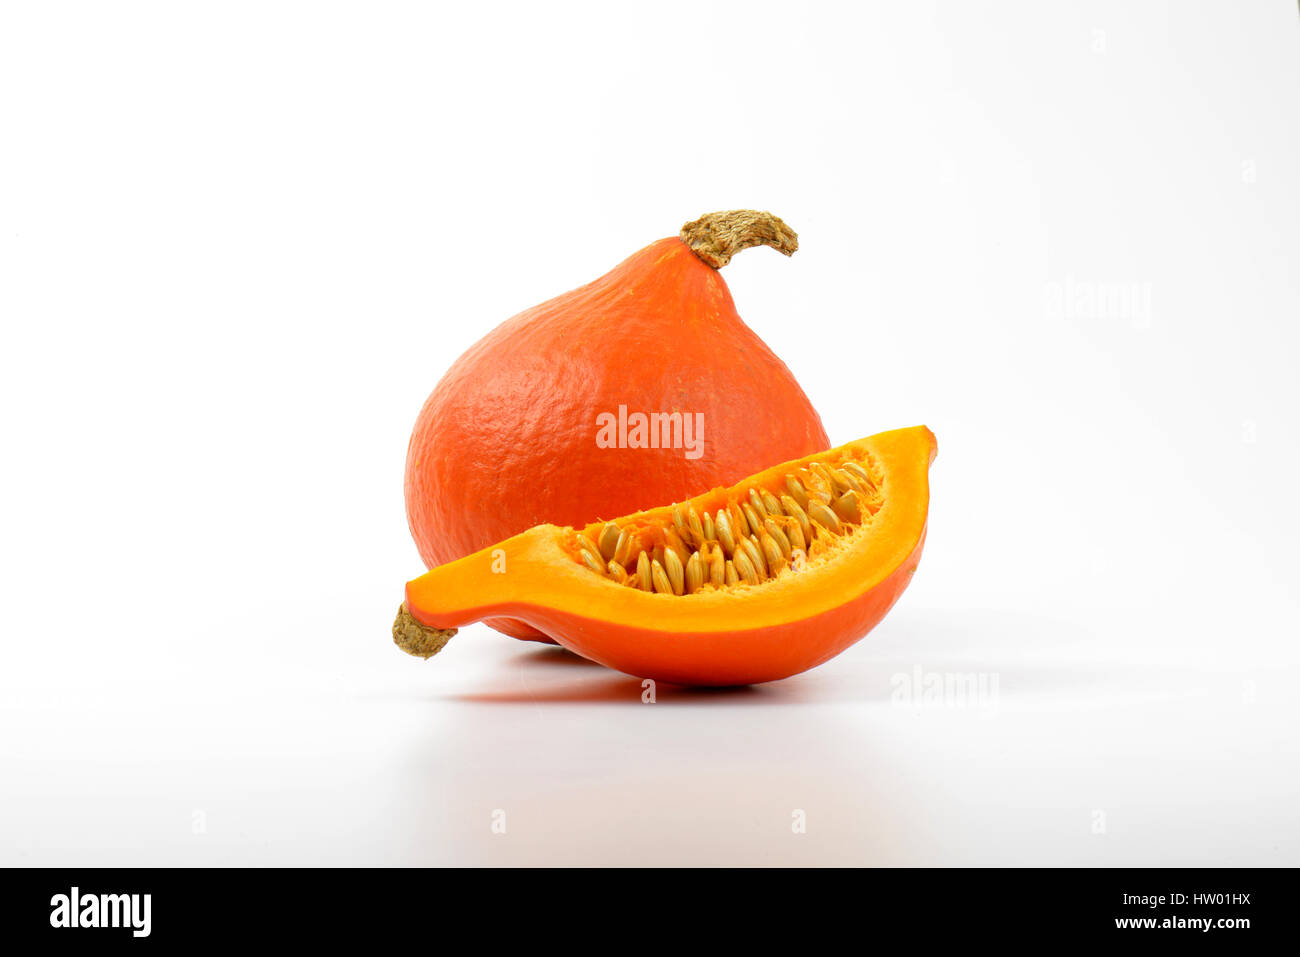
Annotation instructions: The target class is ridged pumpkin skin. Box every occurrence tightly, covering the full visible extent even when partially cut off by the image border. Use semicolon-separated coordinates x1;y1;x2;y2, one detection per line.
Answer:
405;234;829;641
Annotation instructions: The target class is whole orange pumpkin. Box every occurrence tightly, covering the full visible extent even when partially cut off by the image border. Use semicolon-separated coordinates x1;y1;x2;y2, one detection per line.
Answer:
405;210;829;641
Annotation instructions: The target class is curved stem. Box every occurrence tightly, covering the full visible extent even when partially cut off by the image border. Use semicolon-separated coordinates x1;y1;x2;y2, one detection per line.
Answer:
393;603;456;659
679;210;798;269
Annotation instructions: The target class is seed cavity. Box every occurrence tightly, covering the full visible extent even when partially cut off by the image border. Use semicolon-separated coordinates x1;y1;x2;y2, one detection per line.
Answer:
571;452;881;596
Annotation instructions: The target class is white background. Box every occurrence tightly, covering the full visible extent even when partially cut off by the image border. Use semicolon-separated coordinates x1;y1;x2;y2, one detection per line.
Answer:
2;1;1298;865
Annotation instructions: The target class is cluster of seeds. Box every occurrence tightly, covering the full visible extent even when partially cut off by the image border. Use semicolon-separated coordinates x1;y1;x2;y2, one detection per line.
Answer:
572;458;882;596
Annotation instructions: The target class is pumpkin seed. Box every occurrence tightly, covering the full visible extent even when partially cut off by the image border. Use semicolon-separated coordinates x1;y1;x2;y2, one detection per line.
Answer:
687;506;705;545
598;523;621;561
784;475;810;510
614;529;636;566
650;559;674;595
843;461;875;488
664;527;690;565
758;529;786;574
807;500;843;534
663;548;685;595
724;560;739;586
684;552;704;594
837;470;866;495
782;514;807;553
578;533;602;562
580;549;606;575
672;503;690;541
810;461;845;494
714;508;736;555
607;561;628;585
832;490;861;523
764;517;792;559
740;535;767;578
780;494;812;544
706;543;726;585
731;503;751;537
733;549;760;585
636;552;652;591
801;468;834;504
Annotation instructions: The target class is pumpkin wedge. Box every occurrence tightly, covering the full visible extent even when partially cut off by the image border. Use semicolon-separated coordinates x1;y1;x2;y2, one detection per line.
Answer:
394;426;936;686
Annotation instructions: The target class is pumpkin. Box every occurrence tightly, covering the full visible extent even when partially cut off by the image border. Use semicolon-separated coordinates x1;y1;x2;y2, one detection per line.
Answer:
395;426;936;686
405;210;830;643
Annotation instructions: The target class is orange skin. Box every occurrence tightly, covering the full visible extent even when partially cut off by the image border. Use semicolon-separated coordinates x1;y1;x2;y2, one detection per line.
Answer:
403;427;936;686
405;235;829;642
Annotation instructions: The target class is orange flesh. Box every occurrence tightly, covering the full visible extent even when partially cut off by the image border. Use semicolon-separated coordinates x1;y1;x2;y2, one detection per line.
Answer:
403;426;936;685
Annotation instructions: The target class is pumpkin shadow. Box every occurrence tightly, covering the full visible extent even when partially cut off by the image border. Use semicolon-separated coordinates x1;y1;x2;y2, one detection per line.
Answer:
450;675;771;705
519;644;606;668
445;606;1182;706
447;606;1182;706
448;645;778;704
442;642;778;704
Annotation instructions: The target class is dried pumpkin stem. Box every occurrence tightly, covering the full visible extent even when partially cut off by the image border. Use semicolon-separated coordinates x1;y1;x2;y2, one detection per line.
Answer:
393;602;457;659
679;210;798;269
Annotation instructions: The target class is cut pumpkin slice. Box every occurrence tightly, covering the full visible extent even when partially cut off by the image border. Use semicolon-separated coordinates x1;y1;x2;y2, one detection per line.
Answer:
394;425;936;686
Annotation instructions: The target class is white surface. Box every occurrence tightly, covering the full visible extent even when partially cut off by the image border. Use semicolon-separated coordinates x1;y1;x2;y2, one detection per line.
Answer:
2;1;1298;866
